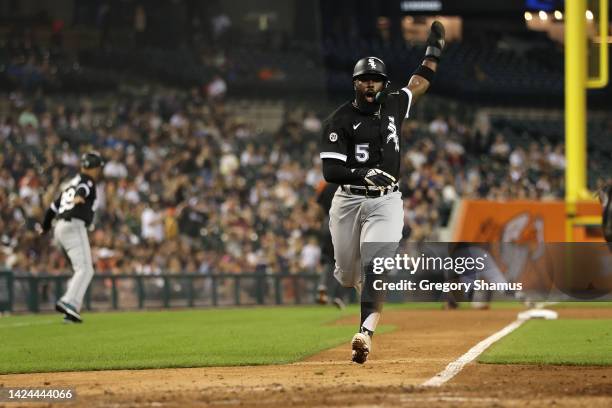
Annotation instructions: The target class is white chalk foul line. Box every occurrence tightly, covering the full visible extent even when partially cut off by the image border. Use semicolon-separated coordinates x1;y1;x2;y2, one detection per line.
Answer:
421;316;527;387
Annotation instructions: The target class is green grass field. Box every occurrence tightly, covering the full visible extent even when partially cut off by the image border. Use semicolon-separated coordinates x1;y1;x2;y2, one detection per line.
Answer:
3;303;610;374
4;303;473;375
479;319;612;366
0;306;374;374
550;302;612;309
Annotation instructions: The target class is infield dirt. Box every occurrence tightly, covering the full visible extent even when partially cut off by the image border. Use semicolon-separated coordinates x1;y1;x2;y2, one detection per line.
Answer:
2;307;611;407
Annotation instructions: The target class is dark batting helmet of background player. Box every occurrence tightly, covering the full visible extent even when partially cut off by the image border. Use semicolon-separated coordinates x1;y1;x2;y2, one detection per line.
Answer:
80;152;105;169
352;57;388;81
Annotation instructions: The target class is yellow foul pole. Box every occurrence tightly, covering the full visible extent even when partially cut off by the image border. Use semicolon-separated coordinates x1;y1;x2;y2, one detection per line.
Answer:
565;0;588;240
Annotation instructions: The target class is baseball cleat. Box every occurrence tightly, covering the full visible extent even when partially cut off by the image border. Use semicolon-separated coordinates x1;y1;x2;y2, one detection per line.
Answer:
62;315;81;324
317;289;329;305
471;302;491;310
351;332;371;364
55;300;82;323
443;299;458;310
333;297;346;310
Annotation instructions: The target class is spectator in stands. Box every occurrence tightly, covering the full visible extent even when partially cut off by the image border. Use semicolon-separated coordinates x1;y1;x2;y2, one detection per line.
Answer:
429;115;449;135
0;66;607;277
103;150;128;179
548;144;566;170
219;145;239;177
302;111;322;134
300;236;321;273
490;133;511;160
133;4;147;47
141;197;165;243
206;75;227;100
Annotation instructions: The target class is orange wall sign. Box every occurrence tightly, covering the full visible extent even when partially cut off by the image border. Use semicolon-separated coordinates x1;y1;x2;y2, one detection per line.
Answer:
453;200;566;242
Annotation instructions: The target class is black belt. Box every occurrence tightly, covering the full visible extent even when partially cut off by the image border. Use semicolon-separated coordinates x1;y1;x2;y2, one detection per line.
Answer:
341;184;399;197
60;217;86;223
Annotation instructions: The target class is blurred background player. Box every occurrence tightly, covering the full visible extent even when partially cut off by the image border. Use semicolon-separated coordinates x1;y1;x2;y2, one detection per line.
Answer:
599;183;612;247
443;243;513;310
38;152;105;323
320;22;445;363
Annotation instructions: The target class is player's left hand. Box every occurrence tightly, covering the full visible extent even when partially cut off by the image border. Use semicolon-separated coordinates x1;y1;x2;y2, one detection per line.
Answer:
35;223;47;236
425;21;445;61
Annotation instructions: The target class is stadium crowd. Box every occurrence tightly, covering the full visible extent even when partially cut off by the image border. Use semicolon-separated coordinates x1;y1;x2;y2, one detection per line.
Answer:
3;27;607;278
1;85;584;277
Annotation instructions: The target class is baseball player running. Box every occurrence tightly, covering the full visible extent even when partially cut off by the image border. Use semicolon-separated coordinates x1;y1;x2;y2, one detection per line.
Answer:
598;183;612;248
38;152;105;323
319;22;445;363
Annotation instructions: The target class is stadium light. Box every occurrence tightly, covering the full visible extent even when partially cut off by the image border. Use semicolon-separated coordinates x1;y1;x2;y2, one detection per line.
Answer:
554;10;563;20
524;11;533;21
539;11;548;21
586;10;594;20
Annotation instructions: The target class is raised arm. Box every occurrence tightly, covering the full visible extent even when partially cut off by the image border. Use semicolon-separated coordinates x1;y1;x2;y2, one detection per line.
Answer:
407;21;445;105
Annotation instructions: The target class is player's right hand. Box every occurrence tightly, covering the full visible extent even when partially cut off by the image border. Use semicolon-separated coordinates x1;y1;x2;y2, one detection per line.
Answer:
425;21;445;61
356;168;397;189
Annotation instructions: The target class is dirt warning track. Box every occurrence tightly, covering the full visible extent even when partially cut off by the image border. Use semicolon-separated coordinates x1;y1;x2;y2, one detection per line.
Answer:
1;308;611;407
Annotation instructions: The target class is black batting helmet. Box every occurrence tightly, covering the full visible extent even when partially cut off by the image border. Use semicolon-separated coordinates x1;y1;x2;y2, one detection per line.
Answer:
352;57;388;80
80;152;105;169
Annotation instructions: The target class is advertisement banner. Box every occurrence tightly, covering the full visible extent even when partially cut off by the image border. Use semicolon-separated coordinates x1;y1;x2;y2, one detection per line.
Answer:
453;200;566;242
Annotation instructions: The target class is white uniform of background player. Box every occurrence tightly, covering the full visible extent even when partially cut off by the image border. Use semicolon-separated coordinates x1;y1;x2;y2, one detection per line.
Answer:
39;152;105;323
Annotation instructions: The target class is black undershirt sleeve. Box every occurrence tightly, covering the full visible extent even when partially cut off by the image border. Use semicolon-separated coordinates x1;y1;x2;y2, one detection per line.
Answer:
41;208;56;232
322;159;365;185
379;141;400;178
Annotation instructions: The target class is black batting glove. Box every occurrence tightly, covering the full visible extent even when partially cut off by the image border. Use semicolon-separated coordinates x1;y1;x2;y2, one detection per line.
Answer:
354;168;397;189
425;21;445;62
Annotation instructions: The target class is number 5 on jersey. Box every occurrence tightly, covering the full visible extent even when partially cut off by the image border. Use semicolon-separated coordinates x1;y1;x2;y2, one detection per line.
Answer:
355;143;369;163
